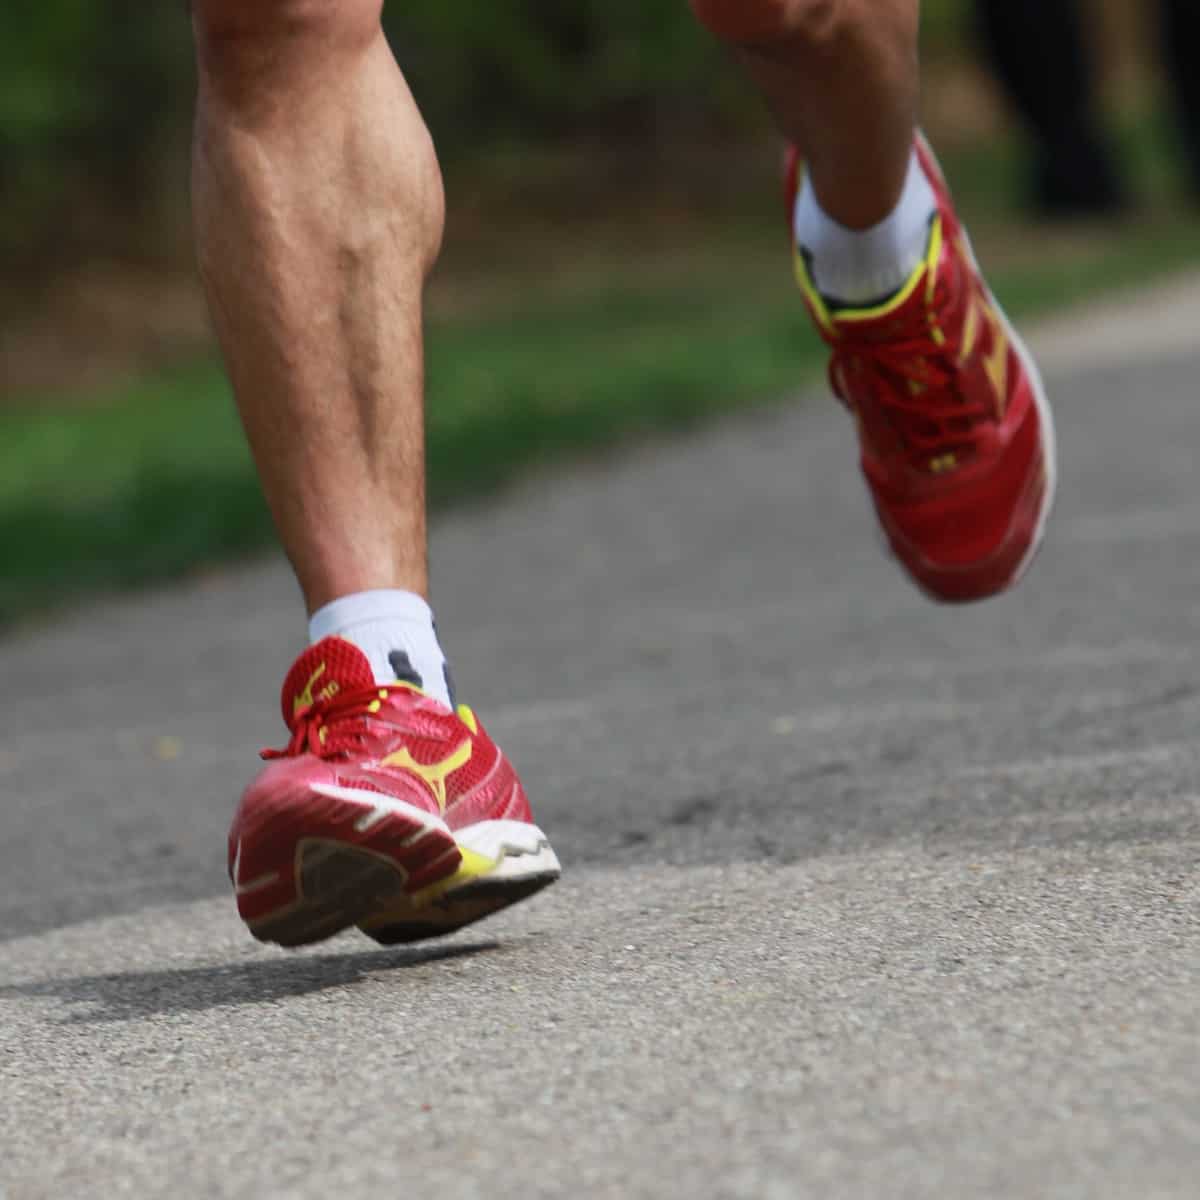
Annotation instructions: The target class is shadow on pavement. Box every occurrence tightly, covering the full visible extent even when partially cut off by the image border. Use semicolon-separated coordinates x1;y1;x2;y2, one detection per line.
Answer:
0;940;499;1023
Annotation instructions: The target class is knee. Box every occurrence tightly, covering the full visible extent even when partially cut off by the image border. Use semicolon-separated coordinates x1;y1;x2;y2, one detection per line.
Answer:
688;0;845;48
193;0;383;43
193;0;384;85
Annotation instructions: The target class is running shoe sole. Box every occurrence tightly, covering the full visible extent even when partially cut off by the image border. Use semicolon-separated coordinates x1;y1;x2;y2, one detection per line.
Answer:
234;783;465;949
359;818;561;945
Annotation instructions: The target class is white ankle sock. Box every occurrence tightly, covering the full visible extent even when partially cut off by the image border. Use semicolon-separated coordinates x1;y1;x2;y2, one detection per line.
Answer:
793;148;936;305
308;589;455;709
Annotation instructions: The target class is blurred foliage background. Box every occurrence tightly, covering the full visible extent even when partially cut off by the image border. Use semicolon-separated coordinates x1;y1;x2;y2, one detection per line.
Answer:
1;0;1196;622
0;1;1175;314
0;0;1139;274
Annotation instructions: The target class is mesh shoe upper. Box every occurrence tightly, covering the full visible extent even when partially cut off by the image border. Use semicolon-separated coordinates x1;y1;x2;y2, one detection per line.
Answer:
246;636;532;843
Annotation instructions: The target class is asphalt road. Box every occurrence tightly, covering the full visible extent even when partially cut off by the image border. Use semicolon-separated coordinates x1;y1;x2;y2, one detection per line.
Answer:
3;279;1200;1198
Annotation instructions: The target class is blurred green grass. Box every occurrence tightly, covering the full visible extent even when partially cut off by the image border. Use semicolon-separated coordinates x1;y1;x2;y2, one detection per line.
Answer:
5;124;1200;626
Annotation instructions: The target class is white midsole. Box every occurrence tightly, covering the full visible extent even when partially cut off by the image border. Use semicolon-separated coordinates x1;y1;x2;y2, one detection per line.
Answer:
302;793;560;877
456;819;560;877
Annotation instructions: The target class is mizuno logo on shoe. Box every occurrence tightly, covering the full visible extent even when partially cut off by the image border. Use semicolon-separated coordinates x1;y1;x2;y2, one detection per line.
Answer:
382;739;473;812
293;663;340;715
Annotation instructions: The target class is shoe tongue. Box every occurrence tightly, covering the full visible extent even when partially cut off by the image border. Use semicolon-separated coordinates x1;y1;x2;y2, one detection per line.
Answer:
280;637;377;730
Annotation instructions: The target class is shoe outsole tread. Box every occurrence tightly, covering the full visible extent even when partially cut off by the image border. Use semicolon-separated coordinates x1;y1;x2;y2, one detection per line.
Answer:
362;872;561;946
243;828;560;949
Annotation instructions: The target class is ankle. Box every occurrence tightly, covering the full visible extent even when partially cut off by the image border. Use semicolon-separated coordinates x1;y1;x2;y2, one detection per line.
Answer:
309;590;456;709
690;0;844;48
794;145;935;305
193;0;382;96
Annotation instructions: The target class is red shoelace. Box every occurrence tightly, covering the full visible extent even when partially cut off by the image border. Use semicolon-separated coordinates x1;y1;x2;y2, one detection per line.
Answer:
262;685;462;762
262;685;391;761
830;325;991;460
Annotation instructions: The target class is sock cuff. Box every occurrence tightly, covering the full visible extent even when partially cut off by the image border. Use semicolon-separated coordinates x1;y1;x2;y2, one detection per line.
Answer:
309;589;433;643
793;146;936;305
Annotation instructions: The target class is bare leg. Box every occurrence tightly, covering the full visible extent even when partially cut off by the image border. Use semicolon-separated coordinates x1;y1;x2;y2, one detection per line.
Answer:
689;0;919;229
192;0;444;613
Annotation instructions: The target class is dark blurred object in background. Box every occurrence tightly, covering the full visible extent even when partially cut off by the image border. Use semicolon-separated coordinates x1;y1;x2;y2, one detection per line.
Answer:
974;0;1200;218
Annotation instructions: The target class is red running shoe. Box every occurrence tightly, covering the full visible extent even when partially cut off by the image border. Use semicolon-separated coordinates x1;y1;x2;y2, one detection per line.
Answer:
786;135;1056;602
230;637;559;948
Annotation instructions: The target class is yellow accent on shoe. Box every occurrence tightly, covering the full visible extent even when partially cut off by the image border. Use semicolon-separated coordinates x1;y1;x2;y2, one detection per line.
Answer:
793;245;836;335
980;304;1011;415
924;217;944;310
406;846;498;908
293;663;327;715
795;214;945;333
960;290;982;361
457;704;479;734
380;739;473;813
389;680;424;695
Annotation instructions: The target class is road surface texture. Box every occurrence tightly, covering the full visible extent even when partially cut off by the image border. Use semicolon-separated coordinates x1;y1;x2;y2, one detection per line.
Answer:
3;276;1200;1198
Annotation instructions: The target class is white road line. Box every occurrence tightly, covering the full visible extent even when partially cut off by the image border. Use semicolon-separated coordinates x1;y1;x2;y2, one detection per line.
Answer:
1030;270;1200;373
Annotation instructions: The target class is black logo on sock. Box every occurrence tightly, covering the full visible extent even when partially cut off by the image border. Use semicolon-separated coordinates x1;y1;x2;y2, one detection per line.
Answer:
388;650;424;689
